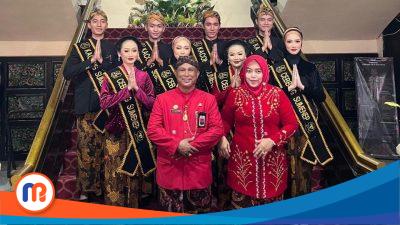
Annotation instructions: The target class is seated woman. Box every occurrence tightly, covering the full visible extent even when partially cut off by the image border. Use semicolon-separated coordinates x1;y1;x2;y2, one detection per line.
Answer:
211;39;250;107
99;36;155;207
272;27;332;197
219;55;298;208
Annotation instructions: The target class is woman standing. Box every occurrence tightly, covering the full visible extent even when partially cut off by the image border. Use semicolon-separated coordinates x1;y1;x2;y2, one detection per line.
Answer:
212;39;250;107
209;39;250;210
99;36;155;207
219;55;298;208
151;36;192;95
277;27;332;197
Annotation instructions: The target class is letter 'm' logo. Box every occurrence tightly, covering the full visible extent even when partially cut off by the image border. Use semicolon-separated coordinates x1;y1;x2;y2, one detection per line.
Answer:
16;173;55;213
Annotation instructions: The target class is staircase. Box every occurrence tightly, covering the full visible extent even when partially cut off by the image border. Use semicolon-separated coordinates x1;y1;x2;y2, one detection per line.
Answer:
11;0;385;201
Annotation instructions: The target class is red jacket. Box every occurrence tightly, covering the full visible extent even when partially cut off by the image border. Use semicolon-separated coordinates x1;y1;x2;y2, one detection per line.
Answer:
147;88;224;190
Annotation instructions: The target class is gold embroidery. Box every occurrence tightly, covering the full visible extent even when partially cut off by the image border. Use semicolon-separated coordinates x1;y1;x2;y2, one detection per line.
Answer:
106;138;120;155
233;86;281;118
232;145;253;190
107;191;120;203
267;150;287;191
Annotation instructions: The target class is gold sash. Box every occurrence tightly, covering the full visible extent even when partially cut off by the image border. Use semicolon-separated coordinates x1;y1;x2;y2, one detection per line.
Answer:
214;68;232;92
155;65;178;93
246;35;269;59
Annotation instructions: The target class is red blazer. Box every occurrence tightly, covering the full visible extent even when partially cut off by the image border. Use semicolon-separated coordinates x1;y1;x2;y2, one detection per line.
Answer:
222;85;298;199
147;88;224;190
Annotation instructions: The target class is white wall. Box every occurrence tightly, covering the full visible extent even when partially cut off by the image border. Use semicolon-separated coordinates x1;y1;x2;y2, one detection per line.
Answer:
101;0;254;28
100;0;133;28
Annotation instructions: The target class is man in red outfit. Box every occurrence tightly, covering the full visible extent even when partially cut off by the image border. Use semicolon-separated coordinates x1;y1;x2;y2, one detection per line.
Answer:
147;56;224;213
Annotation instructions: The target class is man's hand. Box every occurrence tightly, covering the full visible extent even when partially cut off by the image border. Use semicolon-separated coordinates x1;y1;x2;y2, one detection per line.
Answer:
178;137;199;157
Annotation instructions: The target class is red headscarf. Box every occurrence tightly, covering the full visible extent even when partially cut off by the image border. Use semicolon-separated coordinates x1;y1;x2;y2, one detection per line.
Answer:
239;55;270;96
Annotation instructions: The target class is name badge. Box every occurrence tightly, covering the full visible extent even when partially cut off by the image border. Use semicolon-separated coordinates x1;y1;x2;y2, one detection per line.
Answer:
171;109;182;114
171;104;181;114
197;112;206;128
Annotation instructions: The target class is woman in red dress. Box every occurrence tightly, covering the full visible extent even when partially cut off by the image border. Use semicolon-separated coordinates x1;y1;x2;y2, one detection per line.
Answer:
219;55;298;208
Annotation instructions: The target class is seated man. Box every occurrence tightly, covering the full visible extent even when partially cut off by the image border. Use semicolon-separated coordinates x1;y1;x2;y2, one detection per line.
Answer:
147;56;224;214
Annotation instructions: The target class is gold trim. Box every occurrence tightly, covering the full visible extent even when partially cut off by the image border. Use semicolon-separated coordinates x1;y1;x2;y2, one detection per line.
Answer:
269;65;318;160
213;69;232;92
154;65;177;92
191;46;199;62
154;69;167;91
92;110;107;134
75;39;110;133
104;70;144;176
300;141;318;165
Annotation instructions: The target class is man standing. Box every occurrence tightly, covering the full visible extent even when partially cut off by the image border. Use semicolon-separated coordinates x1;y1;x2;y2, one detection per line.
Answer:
246;5;284;63
137;12;172;95
147;56;223;213
63;9;118;202
192;10;226;92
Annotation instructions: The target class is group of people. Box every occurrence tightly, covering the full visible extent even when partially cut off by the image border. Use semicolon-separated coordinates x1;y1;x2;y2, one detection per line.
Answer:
63;5;331;213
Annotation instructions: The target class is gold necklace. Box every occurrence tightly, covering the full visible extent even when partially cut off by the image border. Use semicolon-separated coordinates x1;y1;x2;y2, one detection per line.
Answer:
183;105;188;121
182;105;197;137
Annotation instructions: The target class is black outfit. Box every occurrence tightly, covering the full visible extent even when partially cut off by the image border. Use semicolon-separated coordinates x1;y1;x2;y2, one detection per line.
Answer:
246;34;284;63
135;39;172;95
63;38;118;115
284;53;326;103
191;38;227;93
273;52;327;198
204;38;226;63
191;38;226;70
136;40;172;71
155;40;173;64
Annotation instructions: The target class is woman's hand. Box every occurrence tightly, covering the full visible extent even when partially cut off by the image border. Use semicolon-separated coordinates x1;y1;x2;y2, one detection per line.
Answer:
293;65;305;90
253;138;275;159
288;65;304;91
231;70;241;88
127;69;138;91
288;65;298;92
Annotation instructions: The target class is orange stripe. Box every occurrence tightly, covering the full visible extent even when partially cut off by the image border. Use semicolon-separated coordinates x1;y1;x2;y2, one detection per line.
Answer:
0;191;188;218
